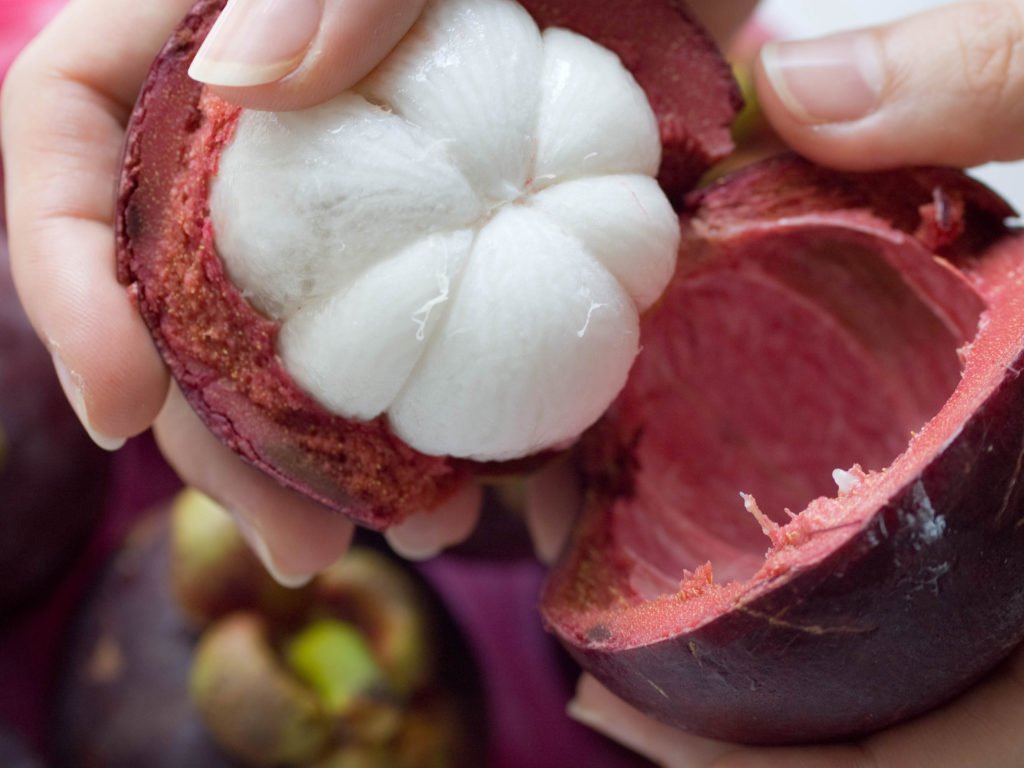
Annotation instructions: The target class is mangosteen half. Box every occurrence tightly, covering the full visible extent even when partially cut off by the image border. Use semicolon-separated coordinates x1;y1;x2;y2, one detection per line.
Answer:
116;0;1024;746
116;0;739;528
541;156;1024;743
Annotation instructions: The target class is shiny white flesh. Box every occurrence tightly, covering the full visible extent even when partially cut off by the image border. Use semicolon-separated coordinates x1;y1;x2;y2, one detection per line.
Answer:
210;0;679;461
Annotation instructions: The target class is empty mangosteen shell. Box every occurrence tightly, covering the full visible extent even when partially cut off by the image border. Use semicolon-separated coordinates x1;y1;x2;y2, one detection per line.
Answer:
114;0;741;530
541;156;1024;744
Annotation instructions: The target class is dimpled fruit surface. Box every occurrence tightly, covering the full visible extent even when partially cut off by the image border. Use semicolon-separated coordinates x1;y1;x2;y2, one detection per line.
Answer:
209;0;680;462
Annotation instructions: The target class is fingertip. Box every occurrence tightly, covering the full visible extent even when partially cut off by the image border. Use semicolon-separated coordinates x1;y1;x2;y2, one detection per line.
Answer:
51;352;126;452
755;3;1024;172
524;454;580;565
187;0;319;89
230;499;355;589
752;35;889;171
385;481;483;561
154;385;354;588
194;0;428;111
568;674;736;768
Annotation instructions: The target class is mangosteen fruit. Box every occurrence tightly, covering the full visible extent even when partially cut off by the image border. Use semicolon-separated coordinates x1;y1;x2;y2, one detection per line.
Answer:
117;0;1024;748
55;490;484;767
0;215;110;619
541;156;1024;743
116;0;739;528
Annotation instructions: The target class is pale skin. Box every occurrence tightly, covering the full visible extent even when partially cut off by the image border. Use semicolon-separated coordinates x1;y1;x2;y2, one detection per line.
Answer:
4;0;1024;763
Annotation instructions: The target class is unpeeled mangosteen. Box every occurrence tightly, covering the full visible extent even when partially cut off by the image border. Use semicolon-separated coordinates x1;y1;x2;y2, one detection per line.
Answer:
0;216;110;619
54;491;485;767
117;0;1024;746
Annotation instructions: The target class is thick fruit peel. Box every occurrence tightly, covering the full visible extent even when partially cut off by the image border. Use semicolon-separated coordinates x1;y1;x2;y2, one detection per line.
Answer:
541;156;1024;743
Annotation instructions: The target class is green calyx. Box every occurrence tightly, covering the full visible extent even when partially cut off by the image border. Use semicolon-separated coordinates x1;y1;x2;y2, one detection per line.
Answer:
286;619;387;716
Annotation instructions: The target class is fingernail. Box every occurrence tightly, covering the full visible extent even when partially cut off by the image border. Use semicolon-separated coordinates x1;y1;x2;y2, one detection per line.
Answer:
52;353;125;452
232;513;316;588
189;0;323;87
761;32;885;124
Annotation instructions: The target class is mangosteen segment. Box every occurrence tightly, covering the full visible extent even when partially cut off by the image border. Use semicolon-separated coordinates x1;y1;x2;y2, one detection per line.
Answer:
116;0;740;526
541;156;1024;743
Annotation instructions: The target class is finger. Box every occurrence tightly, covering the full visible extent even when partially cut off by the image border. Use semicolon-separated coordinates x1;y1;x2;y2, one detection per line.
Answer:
755;1;1024;169
1;0;196;446
523;453;580;565
687;0;761;48
188;0;427;111
567;674;738;768
384;481;483;561
154;385;355;587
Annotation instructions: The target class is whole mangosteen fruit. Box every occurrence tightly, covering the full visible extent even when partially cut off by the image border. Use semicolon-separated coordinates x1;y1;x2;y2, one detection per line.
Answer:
116;0;1024;746
54;490;485;767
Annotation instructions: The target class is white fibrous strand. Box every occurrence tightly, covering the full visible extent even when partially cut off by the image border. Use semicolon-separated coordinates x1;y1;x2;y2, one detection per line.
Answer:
832;465;865;496
210;0;679;461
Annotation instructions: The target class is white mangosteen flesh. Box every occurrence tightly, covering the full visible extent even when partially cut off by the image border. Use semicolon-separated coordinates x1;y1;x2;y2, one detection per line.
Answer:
209;0;680;462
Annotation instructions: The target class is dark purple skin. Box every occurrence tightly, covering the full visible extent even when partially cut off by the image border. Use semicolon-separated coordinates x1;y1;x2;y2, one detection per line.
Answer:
0;220;110;619
53;510;487;768
541;156;1024;744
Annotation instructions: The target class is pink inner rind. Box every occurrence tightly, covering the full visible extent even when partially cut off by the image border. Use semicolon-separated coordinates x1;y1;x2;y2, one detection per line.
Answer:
620;226;980;593
541;156;1024;742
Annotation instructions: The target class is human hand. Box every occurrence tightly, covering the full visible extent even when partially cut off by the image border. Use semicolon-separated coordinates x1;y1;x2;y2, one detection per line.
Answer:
0;0;756;585
566;2;1024;764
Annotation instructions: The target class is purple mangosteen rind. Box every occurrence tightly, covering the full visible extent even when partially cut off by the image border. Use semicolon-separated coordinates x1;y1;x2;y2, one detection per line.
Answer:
115;0;741;531
54;501;487;766
541;156;1024;743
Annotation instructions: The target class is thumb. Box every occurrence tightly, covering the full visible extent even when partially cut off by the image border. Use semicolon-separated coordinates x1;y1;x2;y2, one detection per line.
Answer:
188;0;427;111
754;1;1024;170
